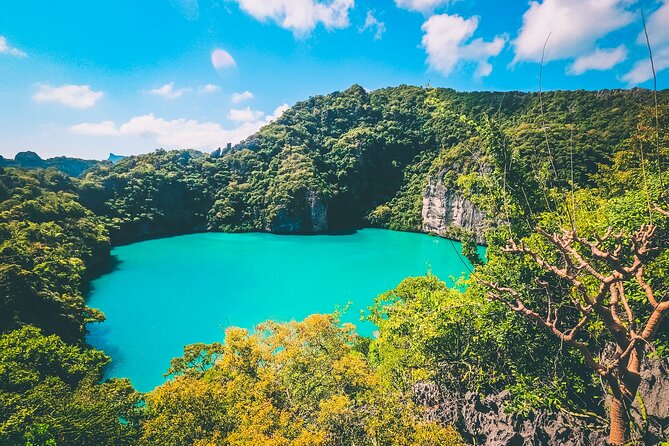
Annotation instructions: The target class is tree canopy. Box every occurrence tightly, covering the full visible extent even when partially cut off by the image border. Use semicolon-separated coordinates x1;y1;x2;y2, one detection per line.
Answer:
1;85;668;444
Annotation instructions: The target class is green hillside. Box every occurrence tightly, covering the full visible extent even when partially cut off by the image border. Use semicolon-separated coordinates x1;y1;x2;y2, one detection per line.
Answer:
1;85;668;445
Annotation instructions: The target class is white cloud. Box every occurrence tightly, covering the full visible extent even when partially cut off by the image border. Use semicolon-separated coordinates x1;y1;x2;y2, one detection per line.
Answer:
394;0;452;13
231;90;254;103
0;36;26;58
69;104;291;149
267;103;289;121
360;10;385;40
69;120;119;136
640;1;669;47
119;115;239;148
621;1;669;86
621;46;669;85
233;0;354;36
422;14;506;78
513;0;634;64
70;115;257;149
148;83;219;97
148;82;191;99
32;84;104;109
199;84;221;93
228;107;265;122
567;45;628;75
211;48;236;70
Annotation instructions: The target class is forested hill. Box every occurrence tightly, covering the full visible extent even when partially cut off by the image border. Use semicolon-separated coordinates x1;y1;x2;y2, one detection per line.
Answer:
2;85;669;445
0;151;103;177
79;85;667;244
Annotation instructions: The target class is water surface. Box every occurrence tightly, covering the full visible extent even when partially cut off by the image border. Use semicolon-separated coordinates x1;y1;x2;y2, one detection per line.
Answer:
87;229;478;391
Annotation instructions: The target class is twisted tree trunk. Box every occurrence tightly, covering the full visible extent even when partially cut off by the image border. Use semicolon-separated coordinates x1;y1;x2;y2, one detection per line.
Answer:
481;219;669;444
608;390;629;445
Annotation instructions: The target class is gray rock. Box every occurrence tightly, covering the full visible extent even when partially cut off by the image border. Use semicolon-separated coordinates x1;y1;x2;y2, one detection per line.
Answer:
632;358;669;443
272;208;303;233
414;358;669;446
415;383;608;446
270;190;329;233
307;191;328;232
421;169;486;243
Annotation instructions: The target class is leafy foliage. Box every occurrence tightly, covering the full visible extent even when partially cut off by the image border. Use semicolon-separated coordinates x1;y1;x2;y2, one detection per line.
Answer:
0;326;139;446
369;275;596;415
77;86;665;242
1;85;668;443
0;168;108;341
140;314;463;446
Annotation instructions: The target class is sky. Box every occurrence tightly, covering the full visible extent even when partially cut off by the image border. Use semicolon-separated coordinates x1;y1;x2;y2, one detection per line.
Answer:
1;0;669;160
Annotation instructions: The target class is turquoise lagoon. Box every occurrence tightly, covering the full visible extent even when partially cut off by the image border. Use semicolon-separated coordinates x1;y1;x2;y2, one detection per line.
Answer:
86;229;479;391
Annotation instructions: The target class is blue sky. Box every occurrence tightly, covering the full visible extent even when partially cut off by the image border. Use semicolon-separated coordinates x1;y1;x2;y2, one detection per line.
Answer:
1;0;668;159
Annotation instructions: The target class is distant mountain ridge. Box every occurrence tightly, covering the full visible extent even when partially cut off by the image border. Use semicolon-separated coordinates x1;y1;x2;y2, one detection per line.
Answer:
0;151;103;177
107;153;125;164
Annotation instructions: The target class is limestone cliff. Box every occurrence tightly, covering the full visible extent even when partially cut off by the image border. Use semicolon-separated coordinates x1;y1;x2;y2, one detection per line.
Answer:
269;190;328;233
421;169;486;244
308;192;329;232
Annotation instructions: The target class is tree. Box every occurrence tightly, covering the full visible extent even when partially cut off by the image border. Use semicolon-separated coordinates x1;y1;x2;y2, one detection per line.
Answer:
140;314;464;446
481;215;669;444
0;326;140;446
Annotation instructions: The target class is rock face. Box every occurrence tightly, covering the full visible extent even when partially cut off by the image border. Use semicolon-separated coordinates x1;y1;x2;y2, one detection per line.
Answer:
270;191;328;233
632;359;669;443
307;191;328;232
414;384;607;446
414;359;669;445
421;170;485;243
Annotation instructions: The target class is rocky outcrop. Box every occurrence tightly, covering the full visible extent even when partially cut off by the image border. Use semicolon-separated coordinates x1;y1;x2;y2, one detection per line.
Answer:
270;191;328;233
307;191;328;232
415;358;669;445
422;170;485;243
632;359;669;443
414;383;607;446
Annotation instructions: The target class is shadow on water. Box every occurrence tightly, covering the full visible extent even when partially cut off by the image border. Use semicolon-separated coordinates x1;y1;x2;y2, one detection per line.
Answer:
272;228;360;237
84;254;123;297
84;253;126;380
87;322;126;377
322;228;359;236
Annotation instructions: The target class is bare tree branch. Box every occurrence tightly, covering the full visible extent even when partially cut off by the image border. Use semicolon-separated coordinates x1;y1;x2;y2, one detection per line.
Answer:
479;215;669;444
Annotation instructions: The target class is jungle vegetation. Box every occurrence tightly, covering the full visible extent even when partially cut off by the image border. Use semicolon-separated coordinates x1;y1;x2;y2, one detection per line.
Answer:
1;85;668;445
